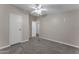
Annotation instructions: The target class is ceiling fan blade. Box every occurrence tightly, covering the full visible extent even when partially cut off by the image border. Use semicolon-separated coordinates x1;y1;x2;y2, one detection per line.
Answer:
38;4;42;9
40;8;47;11
31;7;37;9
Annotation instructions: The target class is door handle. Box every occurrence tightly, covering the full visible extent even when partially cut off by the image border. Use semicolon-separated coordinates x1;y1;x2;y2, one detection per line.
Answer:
19;28;21;31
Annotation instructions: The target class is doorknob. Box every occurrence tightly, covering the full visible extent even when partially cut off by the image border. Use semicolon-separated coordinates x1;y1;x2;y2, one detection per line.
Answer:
19;28;21;31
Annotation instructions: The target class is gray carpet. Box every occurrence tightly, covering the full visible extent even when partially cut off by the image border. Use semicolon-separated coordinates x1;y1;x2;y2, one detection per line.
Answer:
0;37;79;54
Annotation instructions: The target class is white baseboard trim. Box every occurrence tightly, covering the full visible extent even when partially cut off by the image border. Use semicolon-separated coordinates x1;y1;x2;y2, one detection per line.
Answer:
40;36;79;48
0;45;10;50
20;39;29;43
9;39;29;45
0;39;29;50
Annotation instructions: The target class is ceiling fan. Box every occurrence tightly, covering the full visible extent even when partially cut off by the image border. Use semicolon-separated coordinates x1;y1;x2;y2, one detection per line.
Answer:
31;4;47;16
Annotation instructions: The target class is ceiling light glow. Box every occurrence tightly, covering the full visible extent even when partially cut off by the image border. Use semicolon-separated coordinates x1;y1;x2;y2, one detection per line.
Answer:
31;4;47;16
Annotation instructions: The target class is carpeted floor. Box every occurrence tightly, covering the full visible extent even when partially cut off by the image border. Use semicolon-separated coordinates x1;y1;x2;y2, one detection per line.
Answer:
0;37;79;54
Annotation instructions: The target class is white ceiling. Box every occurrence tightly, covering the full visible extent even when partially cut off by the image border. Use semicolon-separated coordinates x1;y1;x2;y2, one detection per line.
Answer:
13;4;79;15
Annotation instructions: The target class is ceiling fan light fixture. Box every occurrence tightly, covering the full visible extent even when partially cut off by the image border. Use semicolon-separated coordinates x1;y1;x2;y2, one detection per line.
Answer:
31;4;47;16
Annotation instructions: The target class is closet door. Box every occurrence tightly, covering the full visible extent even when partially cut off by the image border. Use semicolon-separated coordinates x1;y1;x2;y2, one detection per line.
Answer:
9;13;23;45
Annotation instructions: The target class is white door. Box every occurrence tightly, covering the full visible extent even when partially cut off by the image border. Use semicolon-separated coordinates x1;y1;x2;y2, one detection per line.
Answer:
9;14;23;45
32;21;36;37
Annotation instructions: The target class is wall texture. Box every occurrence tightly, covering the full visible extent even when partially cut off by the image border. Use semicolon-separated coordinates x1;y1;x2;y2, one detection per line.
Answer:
39;10;79;48
0;5;29;48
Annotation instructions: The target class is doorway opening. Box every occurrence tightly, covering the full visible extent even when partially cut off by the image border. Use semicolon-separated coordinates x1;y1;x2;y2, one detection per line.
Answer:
32;21;36;37
32;20;40;40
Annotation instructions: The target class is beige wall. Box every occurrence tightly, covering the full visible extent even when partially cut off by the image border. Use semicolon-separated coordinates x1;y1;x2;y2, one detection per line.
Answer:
0;5;9;48
39;10;79;48
22;14;29;42
0;5;29;48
